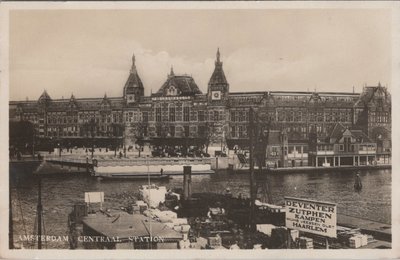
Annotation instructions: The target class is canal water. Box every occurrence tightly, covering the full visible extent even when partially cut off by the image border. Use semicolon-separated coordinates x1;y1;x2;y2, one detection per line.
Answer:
10;168;391;249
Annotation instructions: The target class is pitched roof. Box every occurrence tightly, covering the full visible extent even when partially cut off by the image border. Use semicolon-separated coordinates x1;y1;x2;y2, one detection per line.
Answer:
208;49;228;86
354;84;391;108
327;123;372;143
123;54;144;95
349;130;372;143
38;90;51;103
329;123;347;141
153;73;202;97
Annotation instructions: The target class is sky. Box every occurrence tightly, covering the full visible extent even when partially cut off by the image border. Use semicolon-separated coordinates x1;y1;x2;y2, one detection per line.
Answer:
9;9;392;101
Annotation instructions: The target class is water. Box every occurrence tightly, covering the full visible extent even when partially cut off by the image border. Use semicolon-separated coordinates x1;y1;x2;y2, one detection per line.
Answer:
10;168;391;249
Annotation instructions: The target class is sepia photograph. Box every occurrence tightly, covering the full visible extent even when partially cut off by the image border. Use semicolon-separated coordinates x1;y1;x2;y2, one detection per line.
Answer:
1;1;399;259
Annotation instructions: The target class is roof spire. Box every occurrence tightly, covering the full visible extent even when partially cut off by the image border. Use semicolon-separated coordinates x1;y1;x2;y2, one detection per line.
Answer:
170;65;174;76
216;48;220;63
130;52;137;73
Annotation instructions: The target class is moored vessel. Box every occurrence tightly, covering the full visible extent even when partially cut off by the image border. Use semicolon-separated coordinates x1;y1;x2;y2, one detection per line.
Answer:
93;157;214;179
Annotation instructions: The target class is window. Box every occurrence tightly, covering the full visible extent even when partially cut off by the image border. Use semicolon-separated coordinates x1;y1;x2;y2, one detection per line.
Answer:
295;111;301;122
169;126;175;137
183;107;190;122
198;125;206;137
309;111;316;122
271;146;279;156
231;126;236;138
155;107;161;122
278;110;285;121
213;111;219;121
169;106;175;122
344;137;351;152
198;111;205;122
184;126;189;137
239;111;246;122
231;111;236;122
288;111;294;122
156;125;162;136
168;86;177;96
317;112;324;122
142;112;148;122
239;126;245;137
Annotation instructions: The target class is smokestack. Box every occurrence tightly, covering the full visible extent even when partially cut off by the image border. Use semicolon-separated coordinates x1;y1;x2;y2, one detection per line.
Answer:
183;166;192;200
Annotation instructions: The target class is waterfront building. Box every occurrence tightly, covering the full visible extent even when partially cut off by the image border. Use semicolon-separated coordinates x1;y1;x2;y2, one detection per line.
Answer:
308;123;379;167
9;49;391;163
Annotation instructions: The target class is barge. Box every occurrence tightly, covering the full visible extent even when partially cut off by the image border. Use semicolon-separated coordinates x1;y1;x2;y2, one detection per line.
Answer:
93;157;214;179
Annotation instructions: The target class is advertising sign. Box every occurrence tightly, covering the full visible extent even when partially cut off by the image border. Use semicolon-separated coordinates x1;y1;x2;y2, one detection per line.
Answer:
285;197;337;238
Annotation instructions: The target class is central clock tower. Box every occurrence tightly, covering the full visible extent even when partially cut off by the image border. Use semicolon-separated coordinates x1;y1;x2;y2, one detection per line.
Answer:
207;48;229;106
207;49;230;151
123;53;144;105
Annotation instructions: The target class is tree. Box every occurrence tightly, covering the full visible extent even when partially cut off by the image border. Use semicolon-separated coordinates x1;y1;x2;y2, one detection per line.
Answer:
82;118;97;158
198;122;214;154
111;123;124;157
129;121;148;157
9;120;35;154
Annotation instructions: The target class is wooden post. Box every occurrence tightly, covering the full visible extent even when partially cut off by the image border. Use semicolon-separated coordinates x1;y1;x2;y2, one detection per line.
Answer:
287;229;292;249
249;108;256;232
326;237;329;249
37;177;42;249
183;166;192;200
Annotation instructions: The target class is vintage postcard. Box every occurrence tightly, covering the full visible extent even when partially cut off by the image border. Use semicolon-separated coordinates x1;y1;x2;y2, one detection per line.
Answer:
0;1;399;259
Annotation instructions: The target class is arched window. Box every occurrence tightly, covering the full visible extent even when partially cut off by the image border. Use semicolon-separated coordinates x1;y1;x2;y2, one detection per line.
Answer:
155;104;162;122
168;104;176;122
183;105;190;122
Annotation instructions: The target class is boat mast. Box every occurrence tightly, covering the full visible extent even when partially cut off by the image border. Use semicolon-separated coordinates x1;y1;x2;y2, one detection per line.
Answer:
37;176;42;249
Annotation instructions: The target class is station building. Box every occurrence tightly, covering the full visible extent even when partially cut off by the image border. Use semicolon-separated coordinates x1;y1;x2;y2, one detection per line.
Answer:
9;49;391;164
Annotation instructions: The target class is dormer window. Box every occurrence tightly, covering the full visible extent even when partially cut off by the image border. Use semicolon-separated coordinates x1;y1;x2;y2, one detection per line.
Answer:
167;85;177;96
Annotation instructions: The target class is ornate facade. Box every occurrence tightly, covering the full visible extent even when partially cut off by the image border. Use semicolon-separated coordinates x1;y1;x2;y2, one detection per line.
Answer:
9;49;391;155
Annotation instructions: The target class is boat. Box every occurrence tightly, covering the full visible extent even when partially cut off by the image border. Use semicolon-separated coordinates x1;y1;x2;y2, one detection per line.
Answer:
68;202;183;249
93;157;214;178
97;173;171;180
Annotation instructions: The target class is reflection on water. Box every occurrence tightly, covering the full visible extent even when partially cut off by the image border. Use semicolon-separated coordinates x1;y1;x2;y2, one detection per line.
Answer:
10;168;391;249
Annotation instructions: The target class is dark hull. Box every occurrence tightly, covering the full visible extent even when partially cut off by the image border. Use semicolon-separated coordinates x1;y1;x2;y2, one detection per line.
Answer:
177;193;285;226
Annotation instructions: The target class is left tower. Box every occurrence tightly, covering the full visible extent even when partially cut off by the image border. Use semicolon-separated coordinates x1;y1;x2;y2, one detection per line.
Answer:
123;53;144;105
